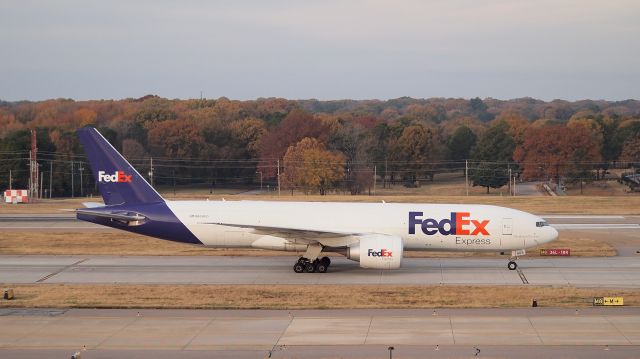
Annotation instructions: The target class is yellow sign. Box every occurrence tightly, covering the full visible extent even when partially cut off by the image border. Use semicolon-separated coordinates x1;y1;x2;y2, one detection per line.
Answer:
593;297;624;306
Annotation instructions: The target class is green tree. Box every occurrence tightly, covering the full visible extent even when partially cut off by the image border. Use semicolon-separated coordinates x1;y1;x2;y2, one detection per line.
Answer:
448;125;477;162
471;122;514;193
329;122;377;194
566;147;596;194
469;97;493;122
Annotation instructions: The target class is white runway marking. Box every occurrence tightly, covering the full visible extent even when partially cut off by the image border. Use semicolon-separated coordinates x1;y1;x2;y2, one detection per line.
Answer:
552;224;640;229
541;215;626;219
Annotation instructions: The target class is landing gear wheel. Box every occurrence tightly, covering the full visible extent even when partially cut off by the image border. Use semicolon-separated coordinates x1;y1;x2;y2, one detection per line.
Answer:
321;256;331;267
507;261;518;271
316;261;328;273
304;262;316;273
293;262;305;273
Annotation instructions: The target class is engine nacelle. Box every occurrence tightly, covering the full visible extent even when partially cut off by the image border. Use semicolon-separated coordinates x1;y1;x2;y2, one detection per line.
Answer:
347;235;403;269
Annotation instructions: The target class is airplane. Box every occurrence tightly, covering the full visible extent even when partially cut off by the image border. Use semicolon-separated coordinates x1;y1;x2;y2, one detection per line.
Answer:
75;127;559;273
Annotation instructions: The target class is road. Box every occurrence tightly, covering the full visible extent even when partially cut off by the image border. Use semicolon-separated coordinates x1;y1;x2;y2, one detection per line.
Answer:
1;308;638;358
2;255;639;287
514;181;544;195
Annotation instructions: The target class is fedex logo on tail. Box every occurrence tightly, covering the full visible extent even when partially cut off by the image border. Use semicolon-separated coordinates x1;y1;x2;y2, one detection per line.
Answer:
98;170;132;183
409;212;490;236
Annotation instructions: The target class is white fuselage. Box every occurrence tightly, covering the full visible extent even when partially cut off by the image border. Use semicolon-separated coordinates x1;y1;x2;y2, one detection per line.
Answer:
165;201;558;252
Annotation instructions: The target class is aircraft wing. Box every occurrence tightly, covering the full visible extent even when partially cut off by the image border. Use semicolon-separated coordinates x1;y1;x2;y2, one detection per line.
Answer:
204;221;362;247
76;209;146;223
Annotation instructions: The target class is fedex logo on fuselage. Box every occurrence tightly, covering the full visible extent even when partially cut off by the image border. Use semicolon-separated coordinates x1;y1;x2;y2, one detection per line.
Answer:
368;249;393;257
98;170;132;183
409;212;490;236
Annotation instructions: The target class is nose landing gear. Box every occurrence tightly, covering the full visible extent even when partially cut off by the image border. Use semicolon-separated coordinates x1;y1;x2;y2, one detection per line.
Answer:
293;256;331;273
507;249;525;270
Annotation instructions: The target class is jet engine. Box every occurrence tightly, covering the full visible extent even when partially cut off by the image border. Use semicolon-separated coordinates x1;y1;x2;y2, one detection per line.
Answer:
347;234;403;269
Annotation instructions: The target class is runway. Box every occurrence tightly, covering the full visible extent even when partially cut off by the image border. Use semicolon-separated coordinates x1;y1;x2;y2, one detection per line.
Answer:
1;214;639;358
2;255;640;287
1;308;639;358
1;213;639;287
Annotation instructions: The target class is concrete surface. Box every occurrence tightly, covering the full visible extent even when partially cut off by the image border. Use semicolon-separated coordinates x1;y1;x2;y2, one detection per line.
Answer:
1;255;640;288
0;308;639;358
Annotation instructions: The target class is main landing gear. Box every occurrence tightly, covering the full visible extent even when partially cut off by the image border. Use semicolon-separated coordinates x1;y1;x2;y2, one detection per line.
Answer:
507;261;518;270
293;257;331;273
293;243;330;273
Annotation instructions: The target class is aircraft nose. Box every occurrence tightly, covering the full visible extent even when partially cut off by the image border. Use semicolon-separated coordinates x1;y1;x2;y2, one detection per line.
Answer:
545;226;559;243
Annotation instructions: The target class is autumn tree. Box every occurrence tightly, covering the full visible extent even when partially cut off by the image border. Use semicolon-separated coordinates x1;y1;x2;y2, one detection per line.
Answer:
470;122;514;193
122;138;146;159
492;110;529;146
388;123;435;185
282;138;345;195
619;135;640;165
513;125;602;184
612;120;640;160
147;119;205;158
258;108;329;177
228;117;267;157
134;98;177;123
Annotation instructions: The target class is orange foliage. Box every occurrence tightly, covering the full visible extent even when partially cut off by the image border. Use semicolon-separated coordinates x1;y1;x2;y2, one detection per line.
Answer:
514;126;602;180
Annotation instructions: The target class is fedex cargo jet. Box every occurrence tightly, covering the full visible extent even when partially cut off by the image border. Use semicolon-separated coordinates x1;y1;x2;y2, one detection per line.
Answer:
76;127;558;273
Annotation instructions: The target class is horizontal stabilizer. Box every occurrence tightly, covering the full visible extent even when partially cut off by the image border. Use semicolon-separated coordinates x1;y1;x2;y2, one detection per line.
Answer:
76;209;146;223
82;202;104;208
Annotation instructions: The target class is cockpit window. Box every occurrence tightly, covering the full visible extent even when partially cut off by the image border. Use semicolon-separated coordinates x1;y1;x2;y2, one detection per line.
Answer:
536;221;549;227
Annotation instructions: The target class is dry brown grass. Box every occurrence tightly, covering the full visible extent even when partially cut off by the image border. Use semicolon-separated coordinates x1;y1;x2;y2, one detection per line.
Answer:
0;231;294;256
3;195;640;215
1;284;637;309
564;181;631;196
0;230;615;257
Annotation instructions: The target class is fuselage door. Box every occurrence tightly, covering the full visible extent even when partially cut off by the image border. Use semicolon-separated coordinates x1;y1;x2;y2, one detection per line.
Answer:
502;218;513;235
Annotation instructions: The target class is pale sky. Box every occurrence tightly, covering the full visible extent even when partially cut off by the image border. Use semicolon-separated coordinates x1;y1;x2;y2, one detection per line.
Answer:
1;0;639;101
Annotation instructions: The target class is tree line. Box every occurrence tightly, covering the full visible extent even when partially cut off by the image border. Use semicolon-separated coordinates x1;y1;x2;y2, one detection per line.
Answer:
0;96;639;196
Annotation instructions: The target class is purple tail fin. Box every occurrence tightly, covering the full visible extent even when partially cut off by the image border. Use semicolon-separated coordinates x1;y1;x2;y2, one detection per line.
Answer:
77;127;164;205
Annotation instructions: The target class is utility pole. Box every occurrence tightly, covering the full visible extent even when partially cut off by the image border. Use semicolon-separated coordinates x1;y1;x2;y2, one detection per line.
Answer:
29;151;31;196
508;167;512;196
277;159;281;196
8;169;11;191
79;163;84;197
465;159;469;196
149;157;154;187
173;169;176;197
373;165;377;195
256;171;263;191
39;171;43;199
49;161;53;198
71;160;74;198
384;159;388;189
30;129;38;200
